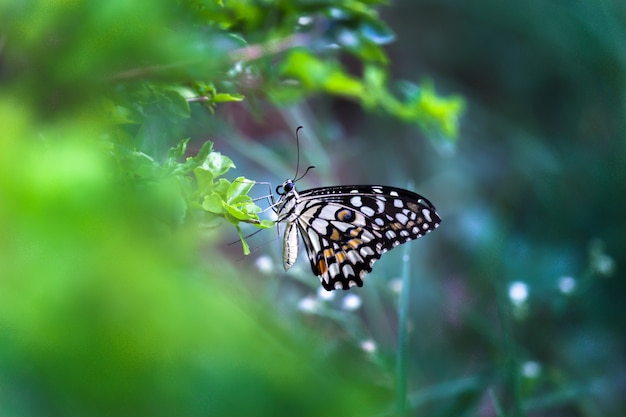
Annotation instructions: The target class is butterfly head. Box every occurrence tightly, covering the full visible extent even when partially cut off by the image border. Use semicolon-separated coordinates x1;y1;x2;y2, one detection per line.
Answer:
276;179;295;196
277;165;316;197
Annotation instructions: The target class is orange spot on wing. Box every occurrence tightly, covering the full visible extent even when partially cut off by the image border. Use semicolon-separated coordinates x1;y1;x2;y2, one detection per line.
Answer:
347;238;362;249
390;222;403;230
349;227;362;237
335;252;346;263
329;228;341;241
317;258;328;275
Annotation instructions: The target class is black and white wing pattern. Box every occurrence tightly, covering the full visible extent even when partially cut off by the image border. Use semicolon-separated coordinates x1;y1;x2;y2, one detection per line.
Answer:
274;179;441;291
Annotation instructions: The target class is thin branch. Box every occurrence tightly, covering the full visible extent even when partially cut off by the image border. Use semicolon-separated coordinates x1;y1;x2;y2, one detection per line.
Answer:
110;34;307;82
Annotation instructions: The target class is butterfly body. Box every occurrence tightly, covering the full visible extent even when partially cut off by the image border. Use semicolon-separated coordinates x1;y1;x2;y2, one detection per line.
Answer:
275;180;441;291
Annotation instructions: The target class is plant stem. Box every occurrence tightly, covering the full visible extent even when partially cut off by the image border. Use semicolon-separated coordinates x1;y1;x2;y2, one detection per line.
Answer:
396;226;412;417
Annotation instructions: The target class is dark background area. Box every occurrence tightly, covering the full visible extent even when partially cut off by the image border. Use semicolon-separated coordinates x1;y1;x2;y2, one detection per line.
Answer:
214;1;626;415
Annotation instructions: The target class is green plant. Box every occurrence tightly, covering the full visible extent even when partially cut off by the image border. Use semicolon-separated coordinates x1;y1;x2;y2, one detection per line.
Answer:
0;0;466;416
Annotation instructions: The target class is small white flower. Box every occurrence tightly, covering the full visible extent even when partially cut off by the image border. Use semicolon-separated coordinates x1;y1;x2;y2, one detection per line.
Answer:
317;286;335;301
509;281;529;305
297;296;318;313
297;16;313;25
558;276;576;294
254;255;274;274
388;278;402;294
521;361;541;378
595;254;615;276
341;293;362;311
360;339;377;354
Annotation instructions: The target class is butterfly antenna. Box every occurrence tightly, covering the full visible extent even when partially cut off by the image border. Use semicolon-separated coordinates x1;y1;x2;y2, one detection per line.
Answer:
294;165;315;182
293;126;304;180
292;126;315;182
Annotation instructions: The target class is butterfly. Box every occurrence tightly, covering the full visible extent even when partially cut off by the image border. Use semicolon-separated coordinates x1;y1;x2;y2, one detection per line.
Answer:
273;178;441;291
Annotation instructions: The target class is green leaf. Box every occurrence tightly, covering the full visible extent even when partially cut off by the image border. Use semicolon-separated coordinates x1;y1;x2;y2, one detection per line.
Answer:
231;198;258;212
213;178;231;197
103;99;137;124
256;219;275;229
205;151;236;178
214;93;244;103
223;201;254;222
350;38;388;64
237;226;250;256
324;70;366;97
202;192;225;214
183;141;214;174
193;166;214;194
280;49;327;89
403;80;465;139
226;176;255;203
281;50;365;98
162;89;191;119
167;138;190;161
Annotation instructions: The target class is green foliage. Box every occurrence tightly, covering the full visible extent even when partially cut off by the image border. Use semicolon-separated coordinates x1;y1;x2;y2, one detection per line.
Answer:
1;0;463;142
277;52;463;138
109;135;274;254
0;104;386;416
0;0;462;242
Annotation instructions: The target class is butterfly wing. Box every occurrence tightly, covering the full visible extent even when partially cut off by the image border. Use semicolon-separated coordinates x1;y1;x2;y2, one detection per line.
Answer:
293;185;441;291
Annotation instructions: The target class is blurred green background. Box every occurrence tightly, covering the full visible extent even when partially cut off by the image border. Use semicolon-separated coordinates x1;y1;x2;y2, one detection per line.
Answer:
1;0;624;416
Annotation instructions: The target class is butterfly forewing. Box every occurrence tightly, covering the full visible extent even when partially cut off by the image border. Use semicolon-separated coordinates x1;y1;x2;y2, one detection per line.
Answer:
276;183;441;291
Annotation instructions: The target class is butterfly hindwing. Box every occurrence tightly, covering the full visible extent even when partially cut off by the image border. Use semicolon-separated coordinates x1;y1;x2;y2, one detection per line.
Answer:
293;198;382;290
278;184;441;291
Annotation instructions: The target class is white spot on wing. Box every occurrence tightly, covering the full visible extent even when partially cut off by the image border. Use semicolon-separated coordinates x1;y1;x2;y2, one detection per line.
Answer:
347;250;361;264
360;245;375;256
350;196;363;207
360;230;375;242
307;228;322;252
319;205;338;220
396;212;409;224
394;199;403;208
311;218;329;232
422;209;432;222
361;206;375;217
342;264;355;277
